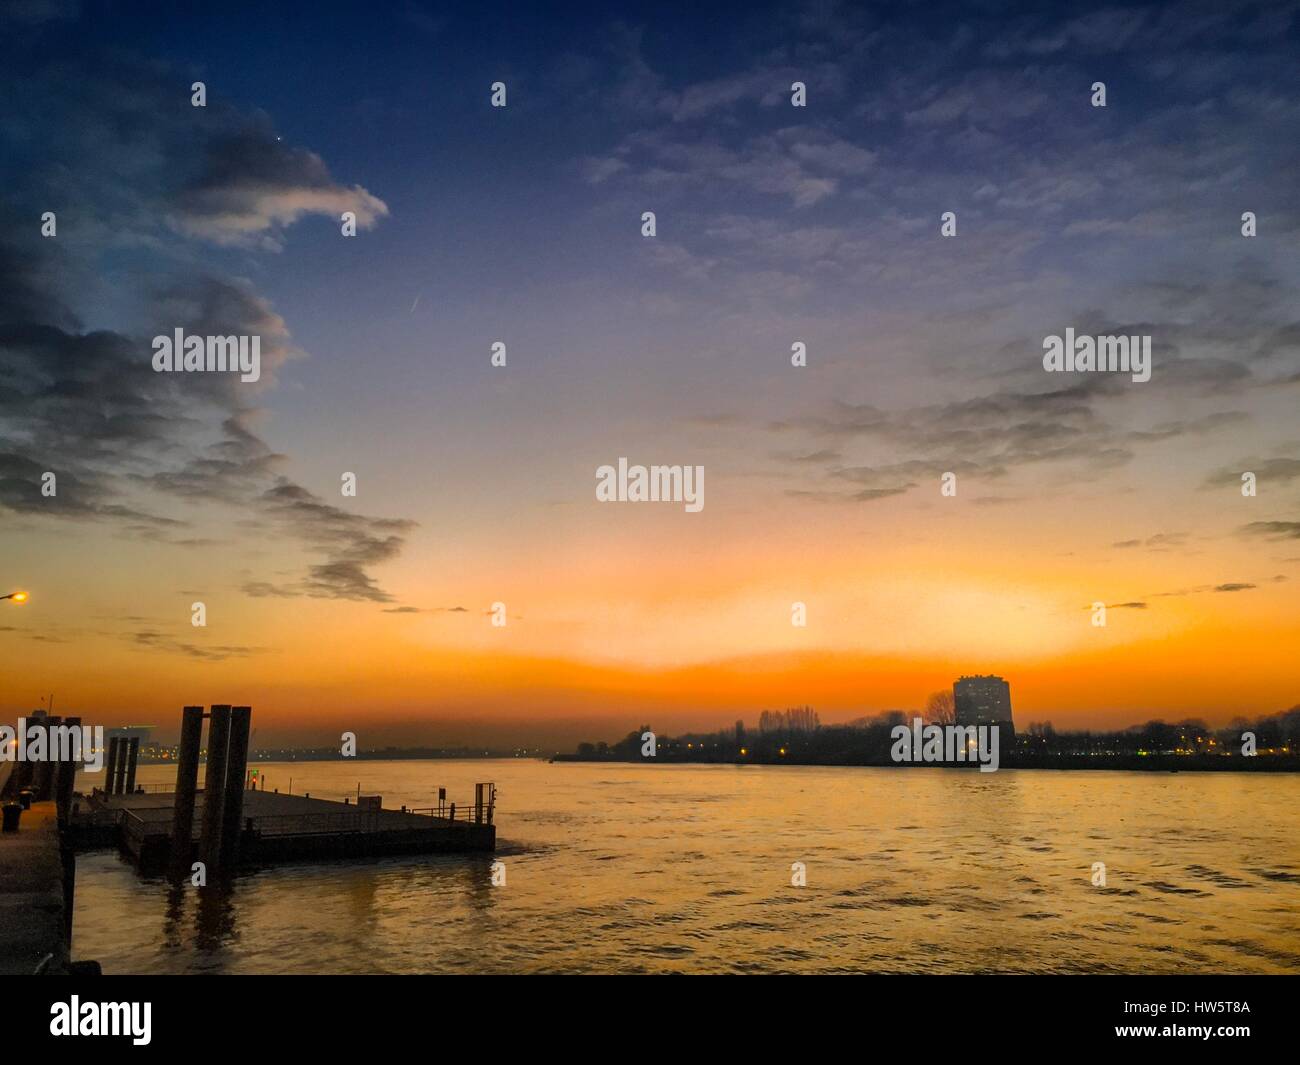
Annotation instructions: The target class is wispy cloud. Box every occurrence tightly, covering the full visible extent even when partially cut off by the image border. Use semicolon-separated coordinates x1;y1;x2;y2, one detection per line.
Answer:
1241;521;1300;540
131;630;261;662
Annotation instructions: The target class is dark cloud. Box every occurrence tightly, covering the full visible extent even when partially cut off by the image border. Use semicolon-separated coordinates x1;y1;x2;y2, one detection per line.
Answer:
1146;575;1285;598
1203;458;1300;490
232;482;416;603
131;630;260;661
1125;412;1248;443
785;484;912;504
767;382;1136;503
382;605;469;614
1112;533;1186;550
0;50;407;602
169;129;387;248
242;582;300;599
1241;521;1300;540
782;448;842;464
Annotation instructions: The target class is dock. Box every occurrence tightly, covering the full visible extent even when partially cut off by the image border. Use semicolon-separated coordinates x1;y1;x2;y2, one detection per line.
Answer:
1;704;496;973
67;705;498;877
0;801;74;975
80;786;496;875
0;711;92;974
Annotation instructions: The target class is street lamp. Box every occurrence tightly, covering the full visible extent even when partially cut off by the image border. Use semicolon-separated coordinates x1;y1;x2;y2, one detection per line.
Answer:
1;591;29;603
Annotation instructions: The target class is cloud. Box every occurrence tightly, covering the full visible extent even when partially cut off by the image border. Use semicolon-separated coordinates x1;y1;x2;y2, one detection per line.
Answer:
581;156;628;184
781;449;842;464
1125;412;1248;443
243;482;417;603
668;70;789;121
1146;576;1283;598
785;484;912;504
765;382;1135;503
168;129;388;248
1204;458;1300;490
1241;521;1300;540
1112;533;1186;550
242;582;300;599
586;122;873;208
131;630;260;661
0;50;408;602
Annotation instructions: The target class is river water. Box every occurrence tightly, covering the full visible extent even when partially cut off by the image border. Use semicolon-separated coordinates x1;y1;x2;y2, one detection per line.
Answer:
71;759;1300;974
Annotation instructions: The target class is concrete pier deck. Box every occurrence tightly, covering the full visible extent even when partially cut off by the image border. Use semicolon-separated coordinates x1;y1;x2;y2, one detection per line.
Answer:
0;801;71;975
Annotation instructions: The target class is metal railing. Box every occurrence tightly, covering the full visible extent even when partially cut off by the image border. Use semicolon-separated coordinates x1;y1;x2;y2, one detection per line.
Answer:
119;809;150;845
90;781;175;797
90;788;497;842
249;811;369;837
251;800;495;838
408;800;494;825
78;805;126;828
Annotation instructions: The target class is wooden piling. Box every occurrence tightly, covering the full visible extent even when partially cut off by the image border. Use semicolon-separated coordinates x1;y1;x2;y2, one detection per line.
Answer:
218;706;252;869
123;736;140;796
34;716;61;800
104;736;121;797
169;706;204;880
54;716;80;826
112;734;130;797
200;705;232;871
11;716;35;794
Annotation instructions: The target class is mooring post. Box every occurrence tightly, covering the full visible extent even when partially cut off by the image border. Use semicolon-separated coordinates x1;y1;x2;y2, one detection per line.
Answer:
124;737;140;795
200;705;232;871
169;706;204;880
218;706;252;870
55;716;81;826
112;735;130;797
104;737;121;797
35;716;62;799
11;716;35;794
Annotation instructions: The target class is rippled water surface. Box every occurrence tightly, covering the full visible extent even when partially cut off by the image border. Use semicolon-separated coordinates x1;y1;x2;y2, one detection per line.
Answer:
72;759;1300;973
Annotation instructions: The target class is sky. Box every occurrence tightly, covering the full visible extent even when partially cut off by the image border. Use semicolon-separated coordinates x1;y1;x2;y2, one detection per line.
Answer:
1;0;1298;748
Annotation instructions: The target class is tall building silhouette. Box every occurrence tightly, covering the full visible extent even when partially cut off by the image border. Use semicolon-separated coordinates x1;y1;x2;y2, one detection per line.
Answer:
953;675;1015;737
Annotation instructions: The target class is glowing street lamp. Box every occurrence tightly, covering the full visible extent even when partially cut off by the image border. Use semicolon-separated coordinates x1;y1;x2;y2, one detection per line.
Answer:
1;591;29;603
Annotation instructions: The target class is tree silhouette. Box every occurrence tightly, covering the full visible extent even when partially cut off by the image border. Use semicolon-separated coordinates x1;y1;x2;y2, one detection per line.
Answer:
925;690;956;725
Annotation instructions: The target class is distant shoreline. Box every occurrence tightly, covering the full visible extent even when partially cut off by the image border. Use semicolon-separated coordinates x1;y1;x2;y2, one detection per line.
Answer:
551;752;1300;773
131;750;541;767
